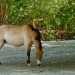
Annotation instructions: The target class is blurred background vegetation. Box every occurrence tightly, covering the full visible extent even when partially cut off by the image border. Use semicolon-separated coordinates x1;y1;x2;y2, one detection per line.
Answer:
0;0;75;40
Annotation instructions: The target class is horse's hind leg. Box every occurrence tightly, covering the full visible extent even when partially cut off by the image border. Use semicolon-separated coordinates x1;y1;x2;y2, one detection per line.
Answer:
0;39;4;64
0;40;4;49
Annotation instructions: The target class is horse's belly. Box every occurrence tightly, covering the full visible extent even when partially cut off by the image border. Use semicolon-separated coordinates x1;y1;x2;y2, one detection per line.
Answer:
4;32;24;46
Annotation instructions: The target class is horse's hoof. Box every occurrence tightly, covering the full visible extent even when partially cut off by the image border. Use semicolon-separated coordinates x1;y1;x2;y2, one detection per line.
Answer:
27;60;31;66
0;62;2;65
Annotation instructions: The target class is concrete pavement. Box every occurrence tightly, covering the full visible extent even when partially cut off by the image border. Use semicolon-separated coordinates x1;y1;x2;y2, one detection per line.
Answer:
0;40;75;75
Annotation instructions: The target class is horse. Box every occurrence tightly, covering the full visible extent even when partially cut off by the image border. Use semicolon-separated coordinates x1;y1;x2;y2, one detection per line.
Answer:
0;24;43;66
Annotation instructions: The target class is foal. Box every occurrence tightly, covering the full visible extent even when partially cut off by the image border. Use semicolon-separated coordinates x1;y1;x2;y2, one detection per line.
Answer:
0;24;43;65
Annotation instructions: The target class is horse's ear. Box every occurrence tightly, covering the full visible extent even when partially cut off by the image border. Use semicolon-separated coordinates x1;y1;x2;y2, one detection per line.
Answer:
32;19;39;29
32;18;43;29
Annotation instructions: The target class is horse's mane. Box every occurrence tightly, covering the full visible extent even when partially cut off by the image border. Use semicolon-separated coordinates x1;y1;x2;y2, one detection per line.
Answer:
28;23;41;41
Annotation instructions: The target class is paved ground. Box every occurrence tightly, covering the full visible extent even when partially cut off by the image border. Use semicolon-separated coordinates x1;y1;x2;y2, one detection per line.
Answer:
0;40;75;75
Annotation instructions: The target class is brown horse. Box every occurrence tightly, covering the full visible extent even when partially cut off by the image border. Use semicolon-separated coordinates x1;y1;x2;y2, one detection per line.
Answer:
0;24;43;66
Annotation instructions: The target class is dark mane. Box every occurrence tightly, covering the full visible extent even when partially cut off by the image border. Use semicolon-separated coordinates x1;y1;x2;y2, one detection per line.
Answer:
28;24;41;41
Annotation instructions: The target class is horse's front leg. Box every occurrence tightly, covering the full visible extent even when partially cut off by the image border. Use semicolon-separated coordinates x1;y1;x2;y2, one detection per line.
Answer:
27;47;31;66
35;41;43;66
25;42;32;66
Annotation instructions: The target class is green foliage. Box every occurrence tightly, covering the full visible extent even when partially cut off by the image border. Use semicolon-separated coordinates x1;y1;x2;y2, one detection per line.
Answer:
7;0;33;24
6;0;67;25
